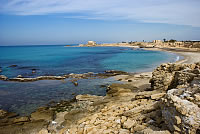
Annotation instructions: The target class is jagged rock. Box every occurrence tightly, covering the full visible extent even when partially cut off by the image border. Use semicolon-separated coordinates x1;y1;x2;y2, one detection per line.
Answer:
150;63;200;90
0;109;7;118
161;88;200;134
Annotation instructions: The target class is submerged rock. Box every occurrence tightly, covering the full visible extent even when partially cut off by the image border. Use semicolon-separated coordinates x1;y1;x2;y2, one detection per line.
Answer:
8;65;18;67
17;75;23;78
0;75;8;80
72;82;78;86
32;69;37;74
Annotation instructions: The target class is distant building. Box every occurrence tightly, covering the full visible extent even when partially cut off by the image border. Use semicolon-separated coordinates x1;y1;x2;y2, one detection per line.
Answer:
153;40;162;44
87;41;97;46
174;41;184;46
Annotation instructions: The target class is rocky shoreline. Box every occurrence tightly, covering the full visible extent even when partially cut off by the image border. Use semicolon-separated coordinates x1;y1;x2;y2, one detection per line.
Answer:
0;70;129;82
0;62;200;134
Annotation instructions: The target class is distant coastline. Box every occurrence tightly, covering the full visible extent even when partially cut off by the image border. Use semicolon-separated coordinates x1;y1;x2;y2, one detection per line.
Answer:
73;40;200;64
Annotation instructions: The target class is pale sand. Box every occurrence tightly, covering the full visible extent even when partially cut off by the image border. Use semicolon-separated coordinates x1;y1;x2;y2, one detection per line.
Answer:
142;47;200;64
114;72;152;90
113;47;200;89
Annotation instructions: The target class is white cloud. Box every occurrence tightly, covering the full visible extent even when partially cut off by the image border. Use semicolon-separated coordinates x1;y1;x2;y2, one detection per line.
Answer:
0;0;200;27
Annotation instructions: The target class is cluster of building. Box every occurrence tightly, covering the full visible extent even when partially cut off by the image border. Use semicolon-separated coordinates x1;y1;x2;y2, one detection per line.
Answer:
152;40;200;48
79;40;200;49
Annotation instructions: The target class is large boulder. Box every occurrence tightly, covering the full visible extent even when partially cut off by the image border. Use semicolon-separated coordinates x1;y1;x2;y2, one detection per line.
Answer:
161;88;200;134
150;63;200;91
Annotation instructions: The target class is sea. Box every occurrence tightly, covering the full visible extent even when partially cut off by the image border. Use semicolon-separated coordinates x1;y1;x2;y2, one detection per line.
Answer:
0;45;182;115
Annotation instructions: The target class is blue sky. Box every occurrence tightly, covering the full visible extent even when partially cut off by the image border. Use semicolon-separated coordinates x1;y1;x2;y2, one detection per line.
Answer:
0;0;200;45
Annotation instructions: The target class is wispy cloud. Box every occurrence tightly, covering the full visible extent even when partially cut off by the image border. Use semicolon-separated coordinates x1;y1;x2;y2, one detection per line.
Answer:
0;0;200;27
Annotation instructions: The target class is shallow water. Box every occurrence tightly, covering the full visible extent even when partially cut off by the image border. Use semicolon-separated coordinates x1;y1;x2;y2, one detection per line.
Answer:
0;45;180;77
0;45;182;115
0;77;119;115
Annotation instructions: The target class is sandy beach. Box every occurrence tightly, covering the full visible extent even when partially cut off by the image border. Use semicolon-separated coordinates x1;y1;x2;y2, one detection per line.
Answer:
113;47;200;90
142;47;200;64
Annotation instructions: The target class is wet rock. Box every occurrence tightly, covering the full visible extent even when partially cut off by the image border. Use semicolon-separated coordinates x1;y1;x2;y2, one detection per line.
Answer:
73;82;78;86
105;70;129;75
0;109;7;118
0;75;8;80
76;94;103;102
106;83;138;97
64;109;87;123
0;120;49;134
0;110;19;127
99;84;107;88
31;107;55;121
17;75;23;78
13;116;29;123
32;69;37;74
9;65;18;67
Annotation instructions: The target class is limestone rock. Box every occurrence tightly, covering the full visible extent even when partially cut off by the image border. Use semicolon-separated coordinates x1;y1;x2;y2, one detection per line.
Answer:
38;129;50;134
31;107;54;121
123;119;136;129
0;109;7;118
151;93;166;100
76;94;103;102
119;129;130;134
162;88;200;134
13;117;29;123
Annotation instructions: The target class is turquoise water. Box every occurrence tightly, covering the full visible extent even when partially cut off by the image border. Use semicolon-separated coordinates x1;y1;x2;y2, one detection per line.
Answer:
0;45;178;77
0;45;181;115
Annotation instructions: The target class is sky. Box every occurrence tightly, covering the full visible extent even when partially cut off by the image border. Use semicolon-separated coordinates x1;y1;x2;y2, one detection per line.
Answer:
0;0;200;45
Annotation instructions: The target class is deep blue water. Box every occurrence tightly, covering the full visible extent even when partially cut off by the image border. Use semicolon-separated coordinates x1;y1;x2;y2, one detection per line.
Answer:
0;45;181;115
